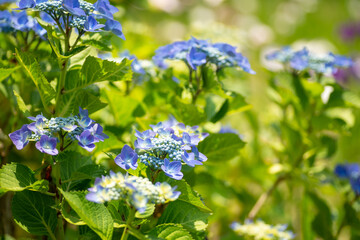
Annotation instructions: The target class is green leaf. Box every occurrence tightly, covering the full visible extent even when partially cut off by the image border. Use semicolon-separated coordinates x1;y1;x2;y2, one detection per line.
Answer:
107;200;128;228
13;90;31;117
158;201;210;232
60;190;113;240
198;133;245;162
12;190;57;238
15;49;55;112
0;163;50;193
81;33;112;51
0;67;19;82
61;200;86;226
105;90;143;127
65;56;132;92
0;163;36;191
147;223;194;240
170;97;206;125
57;151;103;191
165;179;211;213
135;204;155;218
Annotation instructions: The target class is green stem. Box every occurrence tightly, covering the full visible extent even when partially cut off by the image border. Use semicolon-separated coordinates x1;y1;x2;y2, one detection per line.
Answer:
121;207;136;240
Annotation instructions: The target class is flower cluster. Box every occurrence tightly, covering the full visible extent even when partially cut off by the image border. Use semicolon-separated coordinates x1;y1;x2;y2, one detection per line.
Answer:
114;118;208;180
8;107;108;155
153;37;255;73
16;0;124;39
266;46;353;74
335;163;360;195
0;10;46;38
86;171;180;213
231;220;295;240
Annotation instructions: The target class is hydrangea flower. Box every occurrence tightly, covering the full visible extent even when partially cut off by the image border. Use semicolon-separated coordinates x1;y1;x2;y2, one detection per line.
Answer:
231;220;295;240
8;125;32;150
121;118;209;180
8;107;108;155
335;163;360;195
115;145;138;170
86;171;180;213
35;135;58;155
15;0;125;39
266;46;353;74
153;36;255;73
0;10;46;38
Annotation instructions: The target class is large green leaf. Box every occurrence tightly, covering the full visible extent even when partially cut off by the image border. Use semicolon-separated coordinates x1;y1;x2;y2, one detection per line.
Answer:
57;151;105;191
59;89;107;117
15;49;55;112
0;163;48;193
0;163;36;191
147;224;194;240
164;179;211;213
12;191;57;238
65;56;132;92
158;201;210;232
197;133;245;162
170;97;206;126
60;190;113;240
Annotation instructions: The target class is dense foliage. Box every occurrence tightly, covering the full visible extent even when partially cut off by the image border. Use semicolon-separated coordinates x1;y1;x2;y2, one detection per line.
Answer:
1;0;360;239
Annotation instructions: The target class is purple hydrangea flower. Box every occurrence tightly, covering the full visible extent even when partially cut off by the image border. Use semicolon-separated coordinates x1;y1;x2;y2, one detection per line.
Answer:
62;0;86;17
8;125;32;150
76;130;96;152
135;129;156;140
35;135;58;155
134;138;153;150
161;158;183;180
89;123;109;142
84;16;105;32
115;145;138;170
182;151;202;167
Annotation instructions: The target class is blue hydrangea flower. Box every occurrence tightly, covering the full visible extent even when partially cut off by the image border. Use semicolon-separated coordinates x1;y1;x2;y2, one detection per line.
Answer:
8;124;32;150
153;37;255;73
266;46;353;74
335;163;360;195
133;118;208;180
9;107;108;154
15;0;125;39
76;130;95;152
115;145;138;170
35;135;58;155
86;171;180;213
0;10;46;38
161;158;183;180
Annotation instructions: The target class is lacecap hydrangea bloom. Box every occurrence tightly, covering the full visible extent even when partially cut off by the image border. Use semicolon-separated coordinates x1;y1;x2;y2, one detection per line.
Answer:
153;36;255;73
335;163;360;195
231;220;295;240
114;118;208;180
0;10;46;38
266;46;353;74
16;0;124;39
8;107;108;155
86;171;180;213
